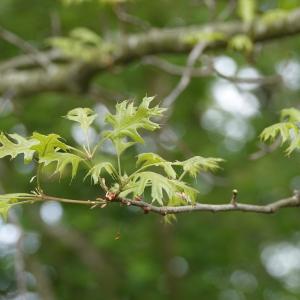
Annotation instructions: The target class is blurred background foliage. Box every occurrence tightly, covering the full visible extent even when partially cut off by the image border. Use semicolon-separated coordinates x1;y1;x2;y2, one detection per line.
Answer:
1;0;300;299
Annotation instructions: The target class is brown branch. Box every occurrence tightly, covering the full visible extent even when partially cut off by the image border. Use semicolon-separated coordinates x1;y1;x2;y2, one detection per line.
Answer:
23;190;300;217
1;7;300;97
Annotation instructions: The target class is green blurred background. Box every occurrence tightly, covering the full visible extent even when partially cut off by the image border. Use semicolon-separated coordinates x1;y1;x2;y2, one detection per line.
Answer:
1;0;300;299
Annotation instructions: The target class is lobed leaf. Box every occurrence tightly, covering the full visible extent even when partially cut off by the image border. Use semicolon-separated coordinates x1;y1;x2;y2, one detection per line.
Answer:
65;107;97;135
122;171;197;206
86;162;117;184
130;171;175;205
0;133;39;163
39;152;83;179
31;132;69;156
280;108;300;123
136;152;177;179
260;122;300;155
0;193;33;220
104;96;166;154
176;156;224;178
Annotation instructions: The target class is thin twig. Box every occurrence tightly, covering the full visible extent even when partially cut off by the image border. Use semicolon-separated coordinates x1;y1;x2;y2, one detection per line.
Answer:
142;55;281;86
0;25;51;71
113;4;150;31
162;42;207;108
142;55;211;77
17;190;300;217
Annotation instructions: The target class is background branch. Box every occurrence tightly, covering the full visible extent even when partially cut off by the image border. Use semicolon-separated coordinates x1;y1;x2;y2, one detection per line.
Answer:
1;7;300;97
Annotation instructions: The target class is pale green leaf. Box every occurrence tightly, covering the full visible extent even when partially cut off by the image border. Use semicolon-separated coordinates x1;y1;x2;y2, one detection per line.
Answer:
70;27;102;46
0;193;33;220
229;34;253;53
104;97;166;154
176;156;224;178
86;162;117;184
0;133;39;162
238;0;256;23
39;152;83;179
136;152;177;179
260;122;298;143
170;179;198;204
31;132;68;156
65;107;97;134
260;122;300;155
130;171;174;205
280;108;300;122
122;171;197;206
164;214;177;224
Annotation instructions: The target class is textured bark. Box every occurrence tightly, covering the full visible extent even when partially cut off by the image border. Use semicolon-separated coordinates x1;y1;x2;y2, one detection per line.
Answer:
1;8;300;97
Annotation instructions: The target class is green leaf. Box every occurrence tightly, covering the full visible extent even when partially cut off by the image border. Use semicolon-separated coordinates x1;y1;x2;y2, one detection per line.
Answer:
229;34;253;53
238;0;256;23
170;179;198;204
280;108;300;122
0;193;33;220
65;107;97;135
70;27;102;46
176;156;224;178
31;132;69;156
136;152;177;179
104;96;166;154
122;171;197;206
130;171;175;205
260;122;300;155
39;152;83;179
86;162;117;184
0;133;39;162
260;122;297;143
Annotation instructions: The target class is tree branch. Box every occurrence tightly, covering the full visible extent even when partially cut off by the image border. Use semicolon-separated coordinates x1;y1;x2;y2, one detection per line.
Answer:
1;7;300;97
19;190;300;217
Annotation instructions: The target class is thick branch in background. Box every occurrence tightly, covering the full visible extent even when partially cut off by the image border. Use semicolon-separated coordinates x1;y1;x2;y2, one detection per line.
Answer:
1;8;300;97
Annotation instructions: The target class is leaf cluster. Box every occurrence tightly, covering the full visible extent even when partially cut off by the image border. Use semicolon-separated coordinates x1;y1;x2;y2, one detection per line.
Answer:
0;96;224;219
260;108;300;155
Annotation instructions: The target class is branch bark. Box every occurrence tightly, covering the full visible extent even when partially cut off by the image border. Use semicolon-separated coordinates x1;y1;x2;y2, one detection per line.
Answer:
1;8;300;97
18;190;300;217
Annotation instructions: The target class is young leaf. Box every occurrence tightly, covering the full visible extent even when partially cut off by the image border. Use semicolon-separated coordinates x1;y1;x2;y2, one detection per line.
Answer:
229;34;253;53
177;156;223;178
280;108;300;122
170;179;198;204
104;96;166;154
260;123;296;142
130;171;175;205
31;132;69;156
121;171;198;206
260;122;300;155
65;107;97;135
86;162;117;184
70;27;102;46
39;152;83;179
238;0;256;23
0;133;39;162
0;193;33;220
136;152;177;179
